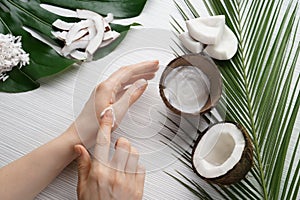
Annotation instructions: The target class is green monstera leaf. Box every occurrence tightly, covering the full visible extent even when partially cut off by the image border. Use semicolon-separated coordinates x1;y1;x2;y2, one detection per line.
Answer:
39;0;147;18
0;0;147;93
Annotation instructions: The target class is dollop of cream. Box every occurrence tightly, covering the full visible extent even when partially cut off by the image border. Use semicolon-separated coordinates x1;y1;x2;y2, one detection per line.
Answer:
163;66;210;114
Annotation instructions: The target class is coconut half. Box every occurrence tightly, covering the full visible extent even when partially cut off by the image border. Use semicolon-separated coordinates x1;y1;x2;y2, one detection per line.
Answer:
159;54;222;115
192;122;253;185
186;15;225;45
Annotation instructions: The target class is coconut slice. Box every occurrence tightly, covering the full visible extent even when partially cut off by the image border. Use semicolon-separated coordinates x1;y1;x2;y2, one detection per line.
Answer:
105;13;114;23
103;30;120;41
103;31;114;41
61;39;89;56
73;29;89;41
204;26;238;60
179;32;204;54
65;20;93;45
186;15;225;44
159;54;222;115
86;16;105;55
52;19;75;31
70;50;88;60
99;31;120;48
87;25;97;40
51;9;117;60
51;31;68;41
192;122;253;185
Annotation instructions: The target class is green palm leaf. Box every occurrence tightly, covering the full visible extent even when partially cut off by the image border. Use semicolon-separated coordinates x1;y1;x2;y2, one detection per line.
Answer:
166;0;300;199
0;0;146;93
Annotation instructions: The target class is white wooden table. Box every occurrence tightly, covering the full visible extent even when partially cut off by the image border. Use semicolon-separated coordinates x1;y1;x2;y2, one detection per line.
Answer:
0;0;299;199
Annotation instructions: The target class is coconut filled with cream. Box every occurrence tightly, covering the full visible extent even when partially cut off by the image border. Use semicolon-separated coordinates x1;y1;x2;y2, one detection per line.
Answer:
159;54;222;115
163;66;210;114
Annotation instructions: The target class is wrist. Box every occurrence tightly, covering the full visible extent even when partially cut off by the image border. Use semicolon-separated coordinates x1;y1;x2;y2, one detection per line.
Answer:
60;124;83;159
64;123;82;145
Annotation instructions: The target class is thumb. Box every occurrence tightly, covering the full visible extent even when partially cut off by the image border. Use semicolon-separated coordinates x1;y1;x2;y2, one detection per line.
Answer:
74;145;91;184
114;79;148;124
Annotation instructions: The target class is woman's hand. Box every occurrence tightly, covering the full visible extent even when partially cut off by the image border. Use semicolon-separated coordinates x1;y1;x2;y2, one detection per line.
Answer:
73;60;159;147
75;109;145;200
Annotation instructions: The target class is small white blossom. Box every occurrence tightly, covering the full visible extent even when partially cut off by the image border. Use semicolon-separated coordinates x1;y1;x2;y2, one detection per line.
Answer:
0;33;30;82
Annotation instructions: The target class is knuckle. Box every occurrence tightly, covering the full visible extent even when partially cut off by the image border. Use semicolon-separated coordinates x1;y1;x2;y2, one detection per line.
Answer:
100;117;113;127
96;81;111;93
96;135;109;146
114;173;126;187
90;166;105;179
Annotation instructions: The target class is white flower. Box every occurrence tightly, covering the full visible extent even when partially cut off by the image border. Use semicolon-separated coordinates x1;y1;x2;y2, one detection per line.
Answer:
0;33;30;82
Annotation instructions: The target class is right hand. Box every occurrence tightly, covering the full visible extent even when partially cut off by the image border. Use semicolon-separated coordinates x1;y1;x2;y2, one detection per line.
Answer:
75;109;146;200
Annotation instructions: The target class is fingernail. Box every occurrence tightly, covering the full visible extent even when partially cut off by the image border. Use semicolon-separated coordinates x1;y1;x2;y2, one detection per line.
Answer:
103;109;113;120
100;106;113;120
135;79;147;89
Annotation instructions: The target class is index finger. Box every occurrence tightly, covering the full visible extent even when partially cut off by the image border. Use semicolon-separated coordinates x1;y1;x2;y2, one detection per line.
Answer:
107;60;159;92
93;109;113;163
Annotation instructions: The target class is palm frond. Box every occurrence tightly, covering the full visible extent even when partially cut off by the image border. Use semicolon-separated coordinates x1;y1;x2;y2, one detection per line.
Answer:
166;0;300;199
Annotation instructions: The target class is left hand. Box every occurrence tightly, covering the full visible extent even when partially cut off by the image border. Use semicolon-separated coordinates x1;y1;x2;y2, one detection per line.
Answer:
72;61;159;147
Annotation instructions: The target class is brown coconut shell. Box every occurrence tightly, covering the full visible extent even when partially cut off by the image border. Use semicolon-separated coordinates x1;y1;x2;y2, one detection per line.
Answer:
159;53;222;115
192;122;253;185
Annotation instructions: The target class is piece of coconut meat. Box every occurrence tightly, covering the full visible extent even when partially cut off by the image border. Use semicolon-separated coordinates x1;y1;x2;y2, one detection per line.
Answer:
52;19;75;31
61;38;89;56
86;16;105;55
65;19;94;45
51;31;67;41
105;13;114;23
179;32;204;54
204;26;238;60
100;31;120;48
51;9;118;60
70;50;88;60
186;15;225;45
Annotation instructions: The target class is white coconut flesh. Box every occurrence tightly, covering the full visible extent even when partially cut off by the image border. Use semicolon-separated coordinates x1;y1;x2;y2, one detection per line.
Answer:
186;15;225;45
163;66;210;114
193;123;245;178
52;19;74;31
204;26;238;60
51;9;118;60
179;32;204;54
65;19;93;45
86;16;104;55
